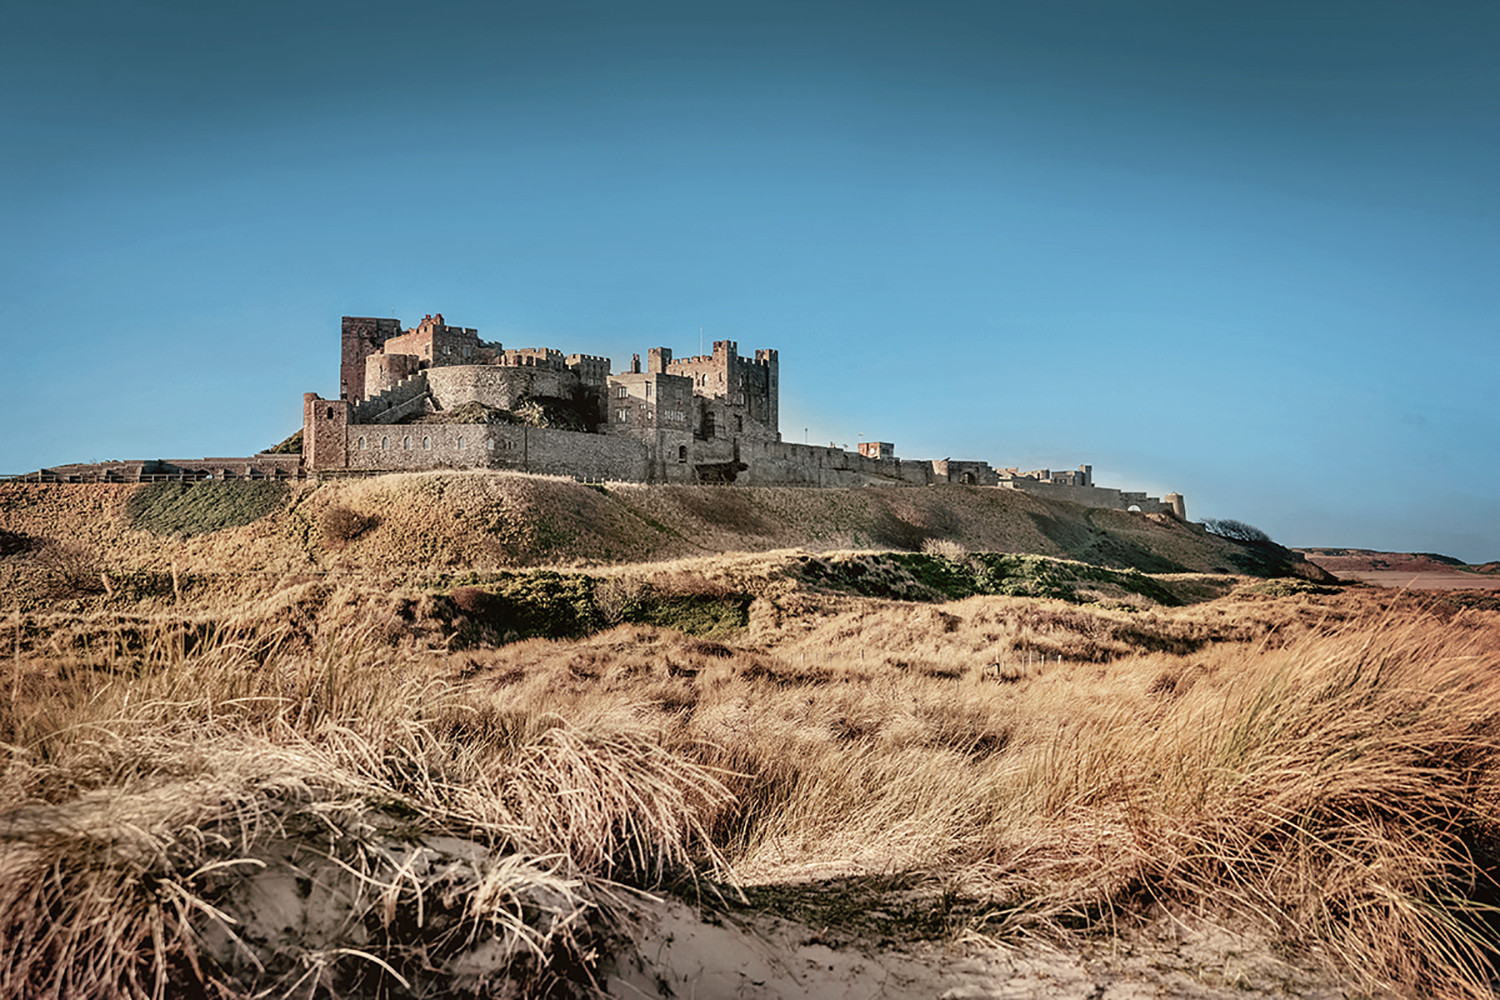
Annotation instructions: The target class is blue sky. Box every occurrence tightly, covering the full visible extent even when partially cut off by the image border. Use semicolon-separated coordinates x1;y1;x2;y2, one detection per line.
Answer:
3;0;1496;560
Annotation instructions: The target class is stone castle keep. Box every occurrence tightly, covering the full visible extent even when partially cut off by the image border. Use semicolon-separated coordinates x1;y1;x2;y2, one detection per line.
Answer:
19;312;1185;519
299;314;1186;517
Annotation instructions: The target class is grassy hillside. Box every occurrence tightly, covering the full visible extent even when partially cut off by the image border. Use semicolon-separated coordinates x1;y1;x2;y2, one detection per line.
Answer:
8;472;1500;999
0;472;1328;615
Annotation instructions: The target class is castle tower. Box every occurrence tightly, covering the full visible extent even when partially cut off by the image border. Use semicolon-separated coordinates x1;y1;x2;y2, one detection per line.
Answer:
755;348;779;438
341;317;403;402
1164;492;1187;520
303;393;349;471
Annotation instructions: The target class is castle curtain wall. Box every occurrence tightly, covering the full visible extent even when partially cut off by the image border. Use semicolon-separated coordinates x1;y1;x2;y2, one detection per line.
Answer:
342;423;650;481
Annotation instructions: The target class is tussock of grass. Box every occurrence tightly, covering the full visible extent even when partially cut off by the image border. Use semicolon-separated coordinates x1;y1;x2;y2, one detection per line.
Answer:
0;622;731;998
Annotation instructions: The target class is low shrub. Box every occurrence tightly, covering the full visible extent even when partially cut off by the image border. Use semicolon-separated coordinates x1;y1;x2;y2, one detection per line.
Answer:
33;539;105;597
319;503;374;544
446;572;603;646
920;537;968;561
0;529;30;557
799;552;1181;606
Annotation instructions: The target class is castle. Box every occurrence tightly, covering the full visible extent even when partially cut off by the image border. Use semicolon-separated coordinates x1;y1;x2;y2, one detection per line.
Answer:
16;312;1186;519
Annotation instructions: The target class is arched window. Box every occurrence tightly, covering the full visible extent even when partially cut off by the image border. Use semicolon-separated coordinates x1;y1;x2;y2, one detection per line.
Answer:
358;437;366;450
457;436;465;450
422;436;431;450
381;437;389;450
403;436;412;450
678;445;687;463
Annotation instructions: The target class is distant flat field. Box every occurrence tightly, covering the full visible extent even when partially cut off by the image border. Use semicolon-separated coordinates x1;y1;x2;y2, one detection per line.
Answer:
1336;570;1500;590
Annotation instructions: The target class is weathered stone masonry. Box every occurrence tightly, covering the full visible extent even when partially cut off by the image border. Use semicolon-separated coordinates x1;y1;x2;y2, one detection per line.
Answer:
10;311;1183;520
295;313;1184;516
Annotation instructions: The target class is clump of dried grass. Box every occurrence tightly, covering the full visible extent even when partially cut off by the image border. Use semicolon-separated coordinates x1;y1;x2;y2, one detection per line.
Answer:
0;621;732;998
920;537;968;561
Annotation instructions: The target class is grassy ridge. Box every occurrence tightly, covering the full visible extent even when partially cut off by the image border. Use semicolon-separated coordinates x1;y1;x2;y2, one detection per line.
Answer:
1;472;1327;618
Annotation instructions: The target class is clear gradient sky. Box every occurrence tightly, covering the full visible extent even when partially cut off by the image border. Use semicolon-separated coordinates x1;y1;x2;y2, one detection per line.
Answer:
3;1;1496;560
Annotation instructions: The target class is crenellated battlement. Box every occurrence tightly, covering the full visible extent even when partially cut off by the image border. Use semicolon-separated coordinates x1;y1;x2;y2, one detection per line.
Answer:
303;313;1179;508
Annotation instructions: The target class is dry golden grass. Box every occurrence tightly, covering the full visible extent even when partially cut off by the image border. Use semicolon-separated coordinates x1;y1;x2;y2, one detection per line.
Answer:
446;586;1500;996
0;472;1322;618
3;500;1500;997
0;618;735;997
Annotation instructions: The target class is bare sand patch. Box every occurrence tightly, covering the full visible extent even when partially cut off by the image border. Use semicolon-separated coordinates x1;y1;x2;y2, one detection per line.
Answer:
605;896;1383;999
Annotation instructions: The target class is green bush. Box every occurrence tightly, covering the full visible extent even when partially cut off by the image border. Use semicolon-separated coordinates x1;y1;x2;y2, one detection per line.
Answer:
618;587;752;638
799;552;1184;606
447;572;603;646
126;481;291;538
443;572;752;647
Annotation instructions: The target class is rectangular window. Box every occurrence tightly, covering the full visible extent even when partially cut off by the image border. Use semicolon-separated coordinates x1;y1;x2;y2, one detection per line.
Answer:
616;386;628;398
645;384;652;398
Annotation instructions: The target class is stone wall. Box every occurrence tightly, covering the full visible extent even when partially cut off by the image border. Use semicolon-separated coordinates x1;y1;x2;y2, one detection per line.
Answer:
427;364;579;413
29;456;301;482
342;422;650;481
352;373;432;423
1000;479;1178;515
741;441;934;488
933;460;1000;487
365;353;422;397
